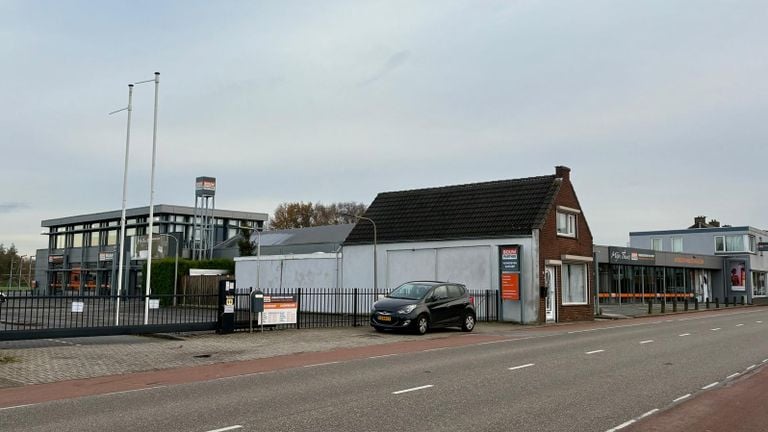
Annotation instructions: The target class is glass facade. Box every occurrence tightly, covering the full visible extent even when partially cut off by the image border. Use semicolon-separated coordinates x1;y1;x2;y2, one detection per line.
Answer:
599;263;699;304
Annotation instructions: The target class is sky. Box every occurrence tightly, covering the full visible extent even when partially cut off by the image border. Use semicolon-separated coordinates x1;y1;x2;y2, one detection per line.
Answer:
1;0;767;256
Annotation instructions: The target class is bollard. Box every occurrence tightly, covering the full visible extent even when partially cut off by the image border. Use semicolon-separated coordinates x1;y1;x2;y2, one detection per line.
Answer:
716;297;720;308
648;298;653;315
734;296;737;306
684;298;689;311
705;297;709;309
673;297;677;312
741;296;745;306
694;297;699;310
661;300;666;313
725;296;729;307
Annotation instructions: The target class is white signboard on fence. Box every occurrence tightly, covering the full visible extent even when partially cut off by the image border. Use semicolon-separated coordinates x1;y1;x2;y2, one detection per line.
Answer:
71;301;84;313
257;295;298;325
149;299;160;309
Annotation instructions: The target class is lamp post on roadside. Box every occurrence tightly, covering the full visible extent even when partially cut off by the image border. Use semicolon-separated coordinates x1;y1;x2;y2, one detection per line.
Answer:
109;83;134;326
8;258;14;288
347;215;377;296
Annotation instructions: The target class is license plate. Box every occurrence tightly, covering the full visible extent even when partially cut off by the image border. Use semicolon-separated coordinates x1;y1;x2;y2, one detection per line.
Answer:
378;315;392;322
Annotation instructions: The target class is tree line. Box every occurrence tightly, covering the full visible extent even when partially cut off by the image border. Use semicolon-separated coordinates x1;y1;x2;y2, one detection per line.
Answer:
0;243;34;288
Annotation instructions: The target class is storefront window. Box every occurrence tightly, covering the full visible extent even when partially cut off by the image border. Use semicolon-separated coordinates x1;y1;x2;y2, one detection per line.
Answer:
753;272;767;297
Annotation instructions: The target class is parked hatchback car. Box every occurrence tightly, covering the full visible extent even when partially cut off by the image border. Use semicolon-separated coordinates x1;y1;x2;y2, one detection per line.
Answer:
370;281;476;335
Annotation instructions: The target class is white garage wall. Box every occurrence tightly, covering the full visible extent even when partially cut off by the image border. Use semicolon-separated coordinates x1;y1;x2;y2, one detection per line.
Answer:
235;254;341;291
386;249;436;288
437;246;491;292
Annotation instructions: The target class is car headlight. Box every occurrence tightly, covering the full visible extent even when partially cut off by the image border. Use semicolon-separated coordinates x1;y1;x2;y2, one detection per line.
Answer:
397;304;417;314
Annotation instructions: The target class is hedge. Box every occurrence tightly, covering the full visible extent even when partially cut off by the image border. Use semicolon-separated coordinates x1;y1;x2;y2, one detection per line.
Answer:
143;258;235;298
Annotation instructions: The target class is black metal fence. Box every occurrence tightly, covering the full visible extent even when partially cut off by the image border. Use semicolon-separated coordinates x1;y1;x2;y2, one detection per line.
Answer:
0;288;500;340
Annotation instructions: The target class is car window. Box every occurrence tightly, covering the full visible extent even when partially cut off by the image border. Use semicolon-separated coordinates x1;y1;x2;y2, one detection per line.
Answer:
447;284;464;298
432;285;449;300
389;283;432;300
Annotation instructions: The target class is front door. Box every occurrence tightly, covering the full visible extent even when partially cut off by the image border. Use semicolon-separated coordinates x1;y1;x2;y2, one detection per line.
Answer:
545;266;556;322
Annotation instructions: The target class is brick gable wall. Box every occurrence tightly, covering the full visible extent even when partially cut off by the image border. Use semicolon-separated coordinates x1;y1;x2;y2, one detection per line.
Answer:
537;171;594;323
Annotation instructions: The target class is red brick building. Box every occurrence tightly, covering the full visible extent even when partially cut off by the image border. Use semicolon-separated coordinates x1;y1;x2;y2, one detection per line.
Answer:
343;165;595;324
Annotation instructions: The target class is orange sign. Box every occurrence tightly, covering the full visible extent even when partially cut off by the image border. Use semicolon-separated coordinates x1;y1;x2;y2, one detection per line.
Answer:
501;273;520;300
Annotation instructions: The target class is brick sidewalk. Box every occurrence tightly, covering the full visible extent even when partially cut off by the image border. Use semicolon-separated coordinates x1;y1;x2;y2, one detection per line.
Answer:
0;323;521;388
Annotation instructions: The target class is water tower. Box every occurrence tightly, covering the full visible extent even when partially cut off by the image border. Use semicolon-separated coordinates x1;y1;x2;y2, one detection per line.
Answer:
192;176;216;260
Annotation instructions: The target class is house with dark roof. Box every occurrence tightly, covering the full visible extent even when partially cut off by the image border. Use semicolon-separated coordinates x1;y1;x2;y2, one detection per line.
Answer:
343;166;594;324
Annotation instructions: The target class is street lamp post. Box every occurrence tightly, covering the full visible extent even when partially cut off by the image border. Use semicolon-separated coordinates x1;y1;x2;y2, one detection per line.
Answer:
350;215;377;296
109;83;134;326
8;258;14;288
139;72;160;326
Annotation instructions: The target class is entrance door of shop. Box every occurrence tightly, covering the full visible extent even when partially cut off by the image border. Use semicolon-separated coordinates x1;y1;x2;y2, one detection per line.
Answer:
695;270;710;302
545;266;556;322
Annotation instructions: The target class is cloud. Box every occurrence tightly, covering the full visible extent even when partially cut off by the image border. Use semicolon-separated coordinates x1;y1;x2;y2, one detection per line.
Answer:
358;50;411;87
0;202;28;214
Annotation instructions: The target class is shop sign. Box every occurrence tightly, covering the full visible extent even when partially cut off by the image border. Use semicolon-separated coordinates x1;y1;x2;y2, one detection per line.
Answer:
499;245;521;301
608;247;656;265
99;251;114;262
258;295;298;325
48;255;64;264
758;242;768;252
674;256;705;265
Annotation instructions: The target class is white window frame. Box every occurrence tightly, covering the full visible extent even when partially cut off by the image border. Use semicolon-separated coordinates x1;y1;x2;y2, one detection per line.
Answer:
556;212;577;238
671;237;683;252
714;235;755;254
651;238;663;251
562;263;588;305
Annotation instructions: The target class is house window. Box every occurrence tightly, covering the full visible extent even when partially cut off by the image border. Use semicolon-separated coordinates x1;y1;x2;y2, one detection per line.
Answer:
672;237;683;252
651;238;663;251
715;235;754;253
563;263;588;305
557;212;577;238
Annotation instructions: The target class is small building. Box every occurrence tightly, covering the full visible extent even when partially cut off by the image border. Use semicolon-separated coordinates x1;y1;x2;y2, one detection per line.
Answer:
216;224;354;259
630;216;768;304
342;166;595;324
35;204;267;295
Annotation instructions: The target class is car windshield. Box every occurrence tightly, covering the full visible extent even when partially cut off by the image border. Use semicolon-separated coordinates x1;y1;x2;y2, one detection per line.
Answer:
387;283;433;300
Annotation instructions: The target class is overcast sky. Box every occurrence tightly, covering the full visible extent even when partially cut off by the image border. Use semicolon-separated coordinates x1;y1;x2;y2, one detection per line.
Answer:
2;0;767;255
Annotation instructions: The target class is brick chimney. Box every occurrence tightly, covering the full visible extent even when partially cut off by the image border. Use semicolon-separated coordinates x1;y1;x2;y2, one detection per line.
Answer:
708;219;720;227
693;216;706;227
555;165;571;181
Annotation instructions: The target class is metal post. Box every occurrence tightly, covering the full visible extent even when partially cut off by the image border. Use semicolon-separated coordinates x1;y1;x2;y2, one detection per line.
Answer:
144;72;160;326
8;258;13;290
18;255;26;289
110;83;134;326
28;258;33;291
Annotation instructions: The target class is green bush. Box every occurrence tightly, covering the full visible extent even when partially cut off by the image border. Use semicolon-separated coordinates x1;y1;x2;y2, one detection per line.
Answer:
143;258;235;306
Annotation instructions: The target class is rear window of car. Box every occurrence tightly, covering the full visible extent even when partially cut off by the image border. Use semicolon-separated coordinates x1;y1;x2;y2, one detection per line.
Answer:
447;284;465;298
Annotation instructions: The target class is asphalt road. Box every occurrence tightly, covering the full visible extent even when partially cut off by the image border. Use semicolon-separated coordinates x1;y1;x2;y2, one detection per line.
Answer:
3;308;768;432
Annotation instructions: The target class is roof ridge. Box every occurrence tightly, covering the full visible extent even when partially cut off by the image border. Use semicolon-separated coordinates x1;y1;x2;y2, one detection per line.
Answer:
378;174;556;196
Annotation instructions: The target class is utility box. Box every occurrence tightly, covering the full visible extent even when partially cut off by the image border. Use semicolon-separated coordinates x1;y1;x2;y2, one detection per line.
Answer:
217;279;236;334
251;289;264;313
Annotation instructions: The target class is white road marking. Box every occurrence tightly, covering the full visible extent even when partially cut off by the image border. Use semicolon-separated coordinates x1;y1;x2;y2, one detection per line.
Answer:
477;339;514;346
673;394;691;403
664;320;673;323
368;354;398;359
423;347;449;353
679;333;691;337
100;386;166;397
762;359;768;363
711;328;721;331
757;321;763;324
302;361;340;368
702;382;719;390
736;324;744;327
206;426;242;432
639;409;659;419
508;363;535;371
746;364;756;371
726;373;740;380
605;419;636;432
392;385;433;395
586;350;605;355
640;340;654;344
0;404;35;411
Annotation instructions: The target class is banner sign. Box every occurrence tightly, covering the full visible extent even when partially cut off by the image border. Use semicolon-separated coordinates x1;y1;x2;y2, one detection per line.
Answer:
258;295;298;325
499;245;521;301
131;235;170;260
608;247;656;265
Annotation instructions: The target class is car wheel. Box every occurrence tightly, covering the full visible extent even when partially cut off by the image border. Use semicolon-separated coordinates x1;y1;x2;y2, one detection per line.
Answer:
461;312;475;332
414;315;429;335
